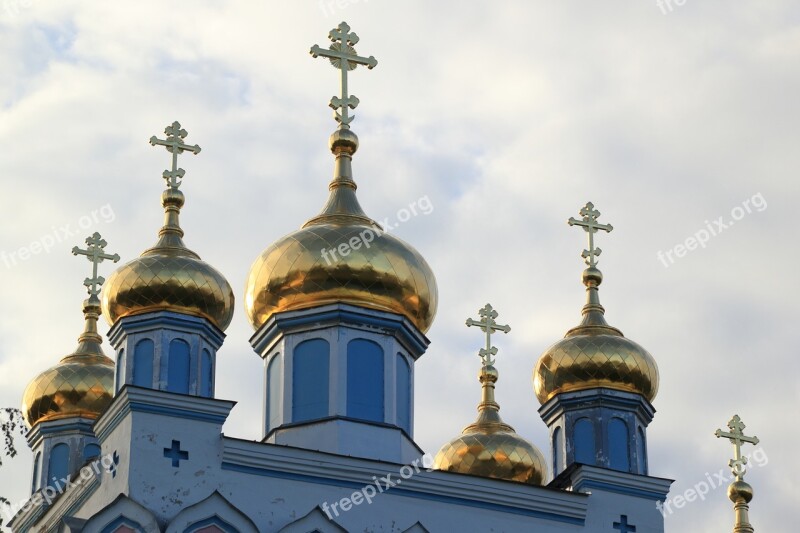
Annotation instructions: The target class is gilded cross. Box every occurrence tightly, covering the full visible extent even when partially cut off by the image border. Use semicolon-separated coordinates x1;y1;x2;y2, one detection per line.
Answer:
716;415;759;479
149;121;201;189
72;232;120;297
568;202;614;267
465;304;511;367
310;22;378;129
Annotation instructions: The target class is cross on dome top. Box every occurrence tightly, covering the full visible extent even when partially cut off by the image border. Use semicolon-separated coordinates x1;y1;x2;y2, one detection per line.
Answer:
310;22;378;129
465;304;511;367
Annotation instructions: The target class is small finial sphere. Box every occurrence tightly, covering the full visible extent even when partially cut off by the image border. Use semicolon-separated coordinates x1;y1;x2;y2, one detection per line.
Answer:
162;187;185;208
479;365;499;382
728;479;753;503
329;128;359;155
582;266;603;286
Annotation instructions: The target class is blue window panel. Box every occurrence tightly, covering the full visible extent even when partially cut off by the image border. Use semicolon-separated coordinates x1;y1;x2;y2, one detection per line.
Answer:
267;354;282;431
49;443;69;485
132;339;154;388
609;418;631;471
292;339;329;422
31;451;41;493
553;426;564;474
396;353;411;433
200;349;213;397
637;427;647;474
115;349;125;392
167;339;191;394
573;418;595;465
347;339;384;423
83;443;101;462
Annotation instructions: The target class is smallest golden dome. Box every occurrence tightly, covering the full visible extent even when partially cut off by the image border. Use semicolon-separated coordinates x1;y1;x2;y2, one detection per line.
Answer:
22;299;115;427
434;365;547;485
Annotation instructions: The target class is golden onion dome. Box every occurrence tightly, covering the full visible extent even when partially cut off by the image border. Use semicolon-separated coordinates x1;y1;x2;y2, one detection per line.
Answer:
434;365;547;485
533;267;659;404
22;299;114;427
102;187;234;331
245;128;437;333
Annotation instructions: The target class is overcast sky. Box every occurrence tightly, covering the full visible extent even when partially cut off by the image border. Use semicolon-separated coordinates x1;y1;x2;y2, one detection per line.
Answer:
1;2;797;531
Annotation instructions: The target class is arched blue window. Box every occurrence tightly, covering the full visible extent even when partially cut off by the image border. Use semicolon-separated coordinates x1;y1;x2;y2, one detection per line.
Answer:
292;339;329;422
347;339;384;423
83;443;101;462
31;451;41;493
200;348;213;397
573;418;595;465
267;354;282;431
553;426;564;474
609;418;630;471
115;349;125;392
48;443;69;485
396;353;411;433
637;427;647;474
132;339;154;388
167;339;191;394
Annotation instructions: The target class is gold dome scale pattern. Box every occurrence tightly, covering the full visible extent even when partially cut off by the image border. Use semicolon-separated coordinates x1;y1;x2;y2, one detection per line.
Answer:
434;305;546;485
533;204;659;404
102;124;234;331
245;129;437;333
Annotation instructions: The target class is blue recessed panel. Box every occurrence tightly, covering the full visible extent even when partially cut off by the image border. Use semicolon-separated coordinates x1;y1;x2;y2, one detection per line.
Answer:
609;418;630;471
396;353;411;433
48;443;69;485
573;418;595;466
267;354;283;431
292;339;330;422
132;339;154;388
167;339;191;394
347;339;384;423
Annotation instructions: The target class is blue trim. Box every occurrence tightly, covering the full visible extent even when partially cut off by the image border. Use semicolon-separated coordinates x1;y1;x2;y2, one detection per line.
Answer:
577;479;670;501
252;305;429;357
127;401;228;424
102;515;146;533
36;420;95;436
221;462;584;525
186;515;239;532
109;311;225;347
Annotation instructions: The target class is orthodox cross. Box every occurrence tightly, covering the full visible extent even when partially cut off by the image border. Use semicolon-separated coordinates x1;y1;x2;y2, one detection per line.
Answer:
149;121;201;189
568;201;614;267
715;414;759;479
310;22;378;129
465;304;510;367
71;232;120;298
613;515;637;532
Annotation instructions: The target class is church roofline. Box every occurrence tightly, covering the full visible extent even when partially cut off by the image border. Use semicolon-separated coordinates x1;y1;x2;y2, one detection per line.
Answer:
221;435;589;525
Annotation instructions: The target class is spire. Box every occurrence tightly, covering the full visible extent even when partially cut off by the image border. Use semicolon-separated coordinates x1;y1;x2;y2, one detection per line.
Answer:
464;304;512;429
305;22;378;228
566;201;620;334
69;232;119;361
433;304;546;485
144;121;202;257
716;415;759;533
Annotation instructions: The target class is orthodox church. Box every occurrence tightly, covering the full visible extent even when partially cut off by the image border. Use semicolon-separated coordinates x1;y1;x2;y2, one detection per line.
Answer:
11;22;680;533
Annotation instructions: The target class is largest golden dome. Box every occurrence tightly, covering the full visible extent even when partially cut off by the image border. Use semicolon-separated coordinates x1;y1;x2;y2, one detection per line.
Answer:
22;299;114;427
102;188;234;331
245;129;437;332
